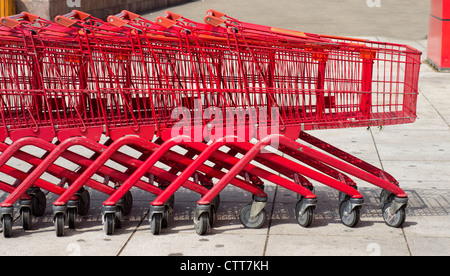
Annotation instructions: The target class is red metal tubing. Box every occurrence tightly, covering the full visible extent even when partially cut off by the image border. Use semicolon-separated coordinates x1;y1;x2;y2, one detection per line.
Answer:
53;135;210;206
279;135;408;198
0;164;65;196
228;143;363;199
0;137;118;208
100;137;210;195
51;136;159;205
0;138;75;199
298;131;398;184
0;160;33;193
68;135;218;207
53;140;162;196
150;135;311;207
0;142;85;197
238;144;357;187
196;134;357;205
196;136;276;205
107;149;207;196
161;147;264;196
0;181;16;194
106;138;212;195
104;135;268;207
0;140;111;195
184;141;318;201
102;136;194;206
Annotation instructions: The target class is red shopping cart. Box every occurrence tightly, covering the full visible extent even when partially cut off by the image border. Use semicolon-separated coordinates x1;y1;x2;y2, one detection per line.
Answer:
103;10;420;234
0;9;421;237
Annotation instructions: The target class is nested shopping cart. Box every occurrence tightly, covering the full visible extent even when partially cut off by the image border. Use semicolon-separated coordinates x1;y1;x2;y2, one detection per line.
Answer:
0;9;421;237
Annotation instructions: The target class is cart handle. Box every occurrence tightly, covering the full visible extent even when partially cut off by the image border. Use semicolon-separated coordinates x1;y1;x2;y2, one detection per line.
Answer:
206;9;226;19
204;9;226;27
55;10;90;27
107;10;140;27
155;11;183;29
0;12;39;28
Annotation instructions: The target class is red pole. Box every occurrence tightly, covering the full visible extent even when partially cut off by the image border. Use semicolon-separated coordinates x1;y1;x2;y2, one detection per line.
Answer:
427;0;450;71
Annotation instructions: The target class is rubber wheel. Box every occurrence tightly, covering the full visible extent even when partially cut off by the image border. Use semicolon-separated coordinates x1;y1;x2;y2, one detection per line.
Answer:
55;213;65;237
209;206;216;227
161;207;169;229
77;189;90;216
295;199;314;227
150;213;162;235
239;202;266;229
339;200;360;227
68;208;76;229
194;212;210;235
114;208;122;229
2;214;13;238
122;191;133;216
21;208;32;230
31;190;46;217
382;201;406;228
104;213;115;235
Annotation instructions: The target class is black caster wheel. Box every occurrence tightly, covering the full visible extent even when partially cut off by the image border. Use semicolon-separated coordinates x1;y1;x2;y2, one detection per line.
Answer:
161;206;170;229
208;205;216;227
194;212;210;235
31;189;46;217
150;213;162;235
21;207;32;230
295;199;314;227
54;213;65;237
339;199;361;227
382;201;406;228
104;213;115;235
239;202;266;229
114;208;123;229
2;214;13;238
122;191;133;216
77;188;90;216
68;208;77;229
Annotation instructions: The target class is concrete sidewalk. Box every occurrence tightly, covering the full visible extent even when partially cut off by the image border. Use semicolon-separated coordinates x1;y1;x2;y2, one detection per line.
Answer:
144;0;430;40
1;0;449;256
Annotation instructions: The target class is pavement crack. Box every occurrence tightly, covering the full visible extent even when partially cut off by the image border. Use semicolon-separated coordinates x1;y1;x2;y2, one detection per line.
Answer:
262;185;277;256
116;209;150;256
369;128;385;170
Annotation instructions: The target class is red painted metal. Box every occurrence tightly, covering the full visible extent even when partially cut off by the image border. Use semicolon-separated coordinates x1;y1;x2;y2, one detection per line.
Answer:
428;0;450;70
104;135;270;206
101;136;269;207
0;136;165;208
278;135;407;198
149;135;315;207
228;140;362;198
298;131;398;184
52;135;212;206
0;9;421;234
0;9;421;142
0;137;113;207
0;144;64;195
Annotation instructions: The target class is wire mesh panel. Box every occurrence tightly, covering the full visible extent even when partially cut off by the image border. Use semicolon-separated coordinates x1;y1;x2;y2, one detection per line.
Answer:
0;10;421;142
